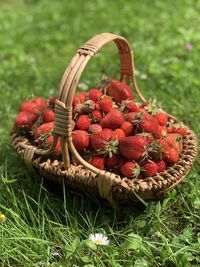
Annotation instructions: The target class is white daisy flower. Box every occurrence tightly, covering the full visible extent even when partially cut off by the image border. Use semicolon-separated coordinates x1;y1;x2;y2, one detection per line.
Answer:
89;233;109;246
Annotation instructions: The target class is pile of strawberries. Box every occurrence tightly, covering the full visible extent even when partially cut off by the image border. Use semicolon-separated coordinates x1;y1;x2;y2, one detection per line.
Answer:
14;77;187;179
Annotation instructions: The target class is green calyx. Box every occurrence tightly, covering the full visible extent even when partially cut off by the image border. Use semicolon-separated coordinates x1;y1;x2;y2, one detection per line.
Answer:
130;162;141;179
145;141;163;160
144;99;162;115
97;139;119;158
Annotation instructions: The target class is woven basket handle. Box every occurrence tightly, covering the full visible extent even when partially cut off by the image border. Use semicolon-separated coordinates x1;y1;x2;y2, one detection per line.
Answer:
54;33;145;173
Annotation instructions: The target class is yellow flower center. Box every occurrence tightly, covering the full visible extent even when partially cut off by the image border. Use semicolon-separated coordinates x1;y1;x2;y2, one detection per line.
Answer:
0;214;6;223
95;239;103;245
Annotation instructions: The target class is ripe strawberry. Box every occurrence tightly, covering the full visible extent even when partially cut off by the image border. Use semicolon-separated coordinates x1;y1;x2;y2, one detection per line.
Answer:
156;125;164;139
73;103;84;118
72;130;89;152
174;127;187;136
89;124;102;134
137;113;159;135
46;136;61;156
167;123;187;137
137;108;149;115
164;148;179;164
137;132;154;143
87;156;105;170
15;112;34;128
142;160;158;177
90;110;103;122
105;155;125;169
143;99;168;126
76;115;90;130
112;129;125;140
100;109;124;129
42;109;55;123
89;89;103;102
121;121;134;136
32;97;47;110
154;112;168;126
72;93;88;105
34;122;54;140
125;112;138;123
119;136;148;161
20;101;39;117
163;133;183;154
156;160;166;173
120;161;140;179
49;96;57;107
121;100;139;112
105;79;134;102
98;96;113;113
90;128;113;151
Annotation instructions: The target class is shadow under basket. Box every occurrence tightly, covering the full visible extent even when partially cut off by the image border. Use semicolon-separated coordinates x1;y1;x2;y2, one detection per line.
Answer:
11;33;198;208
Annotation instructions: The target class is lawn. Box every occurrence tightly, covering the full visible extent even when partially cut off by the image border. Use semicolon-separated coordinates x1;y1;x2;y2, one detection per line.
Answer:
0;0;200;266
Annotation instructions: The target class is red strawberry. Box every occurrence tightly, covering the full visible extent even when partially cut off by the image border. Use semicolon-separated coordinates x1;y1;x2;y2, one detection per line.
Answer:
119;136;148;161
105;79;134;102
120;161;140;178
87;156;105;170
34;122;54;140
137;113;159;135
98;96;113;113
20;101;39;117
121;121;134;136
90;128;113;151
156;160;166;173
154;112;168;126
72;93;87;105
174;127;187;137
163;133;183;154
49;96;57;107
15;112;34;128
76;115;90;130
121;100;138;112
89;89;103;102
167;123;187;137
143;99;168;126
137;132;154;143
156;125;164;139
164;148;179;164
142;160;158;177
73;103;84;118
32;97;47;110
105;155;125;169
46;136;61;156
91;110;103;122
42;109;55;123
125;112;138;123
112;129;125;140
89;124;102;134
72;130;89;152
136;108;149;115
100;109;124;129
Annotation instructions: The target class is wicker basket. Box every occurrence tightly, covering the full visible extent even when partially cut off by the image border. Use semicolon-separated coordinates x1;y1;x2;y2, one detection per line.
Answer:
11;33;198;207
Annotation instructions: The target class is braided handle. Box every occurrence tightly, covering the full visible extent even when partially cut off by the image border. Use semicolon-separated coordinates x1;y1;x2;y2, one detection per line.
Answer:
54;33;145;172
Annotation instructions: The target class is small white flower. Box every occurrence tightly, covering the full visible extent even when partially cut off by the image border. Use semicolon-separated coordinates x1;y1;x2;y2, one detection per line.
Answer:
89;233;109;246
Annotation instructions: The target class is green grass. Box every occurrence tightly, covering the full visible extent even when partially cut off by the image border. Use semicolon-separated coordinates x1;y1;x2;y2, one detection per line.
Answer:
0;0;200;266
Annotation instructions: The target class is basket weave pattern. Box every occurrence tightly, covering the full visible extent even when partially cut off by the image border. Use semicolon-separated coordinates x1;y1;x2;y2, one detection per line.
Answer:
11;33;198;206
